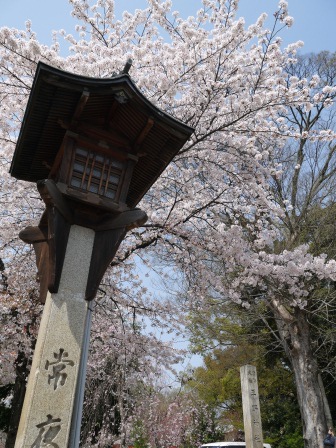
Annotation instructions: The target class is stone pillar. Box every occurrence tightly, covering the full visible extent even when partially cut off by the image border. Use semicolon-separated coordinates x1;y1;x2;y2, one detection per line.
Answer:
240;365;264;448
14;225;95;448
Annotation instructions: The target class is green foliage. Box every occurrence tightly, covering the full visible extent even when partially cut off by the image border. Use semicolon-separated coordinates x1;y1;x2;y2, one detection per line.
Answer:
186;344;302;448
268;431;303;448
258;365;302;447
131;419;149;448
181;405;224;448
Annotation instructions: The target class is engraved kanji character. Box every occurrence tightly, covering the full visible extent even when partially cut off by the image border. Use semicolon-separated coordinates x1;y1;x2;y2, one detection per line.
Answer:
250;388;257;396
31;414;61;448
45;348;74;390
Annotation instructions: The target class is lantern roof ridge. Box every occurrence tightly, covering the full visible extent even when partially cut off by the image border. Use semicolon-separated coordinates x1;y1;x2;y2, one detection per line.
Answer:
28;61;191;128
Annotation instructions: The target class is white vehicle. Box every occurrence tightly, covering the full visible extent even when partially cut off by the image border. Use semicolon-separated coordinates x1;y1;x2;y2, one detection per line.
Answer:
201;443;271;448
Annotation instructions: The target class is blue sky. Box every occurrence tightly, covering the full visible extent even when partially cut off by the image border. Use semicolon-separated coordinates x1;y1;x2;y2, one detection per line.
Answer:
0;0;335;54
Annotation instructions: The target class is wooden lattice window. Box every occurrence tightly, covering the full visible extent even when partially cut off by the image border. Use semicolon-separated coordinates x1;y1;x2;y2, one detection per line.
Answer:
69;146;126;201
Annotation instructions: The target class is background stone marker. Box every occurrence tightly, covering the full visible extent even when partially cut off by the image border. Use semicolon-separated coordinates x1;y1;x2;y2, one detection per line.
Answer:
240;365;264;448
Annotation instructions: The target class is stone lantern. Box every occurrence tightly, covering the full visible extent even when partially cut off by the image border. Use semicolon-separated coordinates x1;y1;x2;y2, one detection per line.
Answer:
10;62;194;448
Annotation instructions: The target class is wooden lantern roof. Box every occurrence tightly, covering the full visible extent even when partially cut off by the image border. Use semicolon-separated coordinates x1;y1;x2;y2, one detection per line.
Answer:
10;62;194;209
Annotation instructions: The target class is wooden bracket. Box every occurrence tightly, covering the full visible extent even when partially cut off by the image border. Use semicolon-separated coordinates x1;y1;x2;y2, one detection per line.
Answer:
85;208;147;301
19;207;71;304
19;180;147;303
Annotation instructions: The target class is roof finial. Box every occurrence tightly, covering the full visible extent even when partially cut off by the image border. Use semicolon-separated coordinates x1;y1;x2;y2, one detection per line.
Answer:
122;58;133;74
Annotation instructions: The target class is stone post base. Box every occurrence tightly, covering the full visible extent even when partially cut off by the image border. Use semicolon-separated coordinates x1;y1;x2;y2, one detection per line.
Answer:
15;225;94;448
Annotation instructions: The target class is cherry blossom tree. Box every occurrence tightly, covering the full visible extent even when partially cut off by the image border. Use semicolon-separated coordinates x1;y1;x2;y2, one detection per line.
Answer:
80;289;184;447
180;50;336;446
1;1;335;448
129;387;220;448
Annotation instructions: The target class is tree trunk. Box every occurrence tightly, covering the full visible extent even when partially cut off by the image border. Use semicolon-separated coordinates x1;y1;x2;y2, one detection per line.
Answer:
5;351;29;448
270;299;327;448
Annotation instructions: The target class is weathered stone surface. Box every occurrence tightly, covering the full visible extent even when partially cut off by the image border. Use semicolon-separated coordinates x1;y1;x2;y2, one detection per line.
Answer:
240;365;264;448
15;225;94;448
